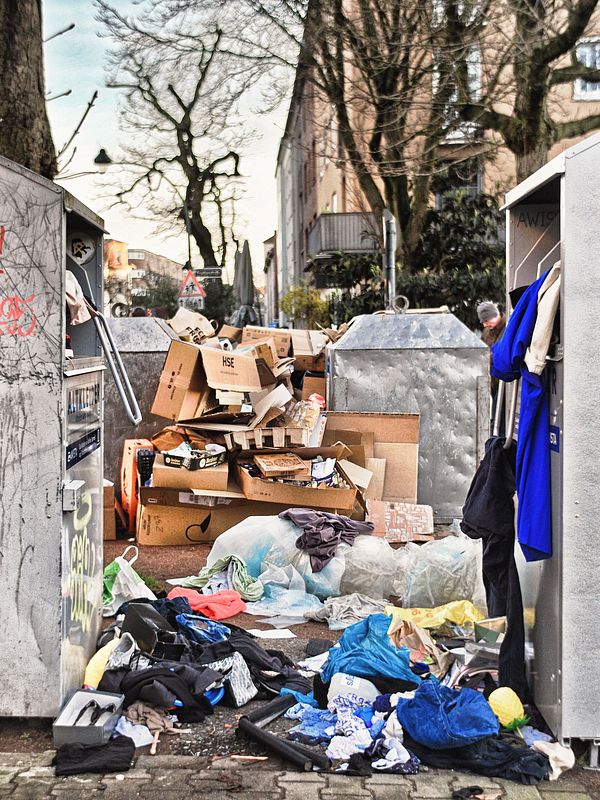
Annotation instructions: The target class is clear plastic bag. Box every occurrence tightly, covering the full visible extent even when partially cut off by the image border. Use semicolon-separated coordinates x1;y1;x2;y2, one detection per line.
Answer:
206;515;346;599
339;535;398;599
400;534;487;612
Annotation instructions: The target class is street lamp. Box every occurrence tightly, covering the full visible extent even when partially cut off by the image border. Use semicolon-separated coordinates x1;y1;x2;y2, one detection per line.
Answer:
93;148;112;174
58;149;113;180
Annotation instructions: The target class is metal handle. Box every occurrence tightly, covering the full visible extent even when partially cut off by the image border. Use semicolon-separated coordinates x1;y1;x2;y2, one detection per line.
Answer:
67;258;142;425
503;380;519;449
493;380;506;437
92;312;142;425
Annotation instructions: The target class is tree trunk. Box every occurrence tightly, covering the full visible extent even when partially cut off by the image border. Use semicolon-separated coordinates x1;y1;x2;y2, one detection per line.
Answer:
515;145;552;183
0;0;56;178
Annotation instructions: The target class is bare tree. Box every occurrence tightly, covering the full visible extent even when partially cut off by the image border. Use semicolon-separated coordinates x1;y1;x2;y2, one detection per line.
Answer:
0;0;56;178
97;2;261;267
451;0;600;181
164;0;493;272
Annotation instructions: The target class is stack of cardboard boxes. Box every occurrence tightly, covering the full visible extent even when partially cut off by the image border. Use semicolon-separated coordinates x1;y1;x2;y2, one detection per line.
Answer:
118;312;430;547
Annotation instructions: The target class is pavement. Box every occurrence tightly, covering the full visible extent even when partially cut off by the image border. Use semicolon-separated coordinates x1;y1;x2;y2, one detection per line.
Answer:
0;751;597;800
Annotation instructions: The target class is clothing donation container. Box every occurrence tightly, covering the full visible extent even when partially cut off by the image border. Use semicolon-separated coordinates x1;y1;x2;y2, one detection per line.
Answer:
327;311;490;520
0;156;139;717
503;132;600;760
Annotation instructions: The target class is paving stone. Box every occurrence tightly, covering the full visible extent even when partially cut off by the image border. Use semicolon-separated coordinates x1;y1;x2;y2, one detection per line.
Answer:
538;793;591;800
136;756;207;769
366;774;417;786
539;782;592;794
14;767;55;782
282;780;324;800
0;756;34;769
190;769;280;792
494;784;542;800
0;771;18;787
278;774;326;784
411;772;462;798
367;783;412;800
103;770;152;781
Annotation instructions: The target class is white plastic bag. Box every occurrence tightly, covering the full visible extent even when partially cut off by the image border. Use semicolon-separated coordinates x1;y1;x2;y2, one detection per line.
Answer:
339;535;398;599
102;546;156;617
400;534;487;612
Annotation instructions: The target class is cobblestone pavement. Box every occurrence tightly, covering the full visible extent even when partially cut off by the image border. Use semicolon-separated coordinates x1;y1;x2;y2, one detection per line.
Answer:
0;751;596;800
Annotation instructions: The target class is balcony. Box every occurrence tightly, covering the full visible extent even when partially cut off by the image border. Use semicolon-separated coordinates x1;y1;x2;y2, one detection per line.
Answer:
308;212;381;257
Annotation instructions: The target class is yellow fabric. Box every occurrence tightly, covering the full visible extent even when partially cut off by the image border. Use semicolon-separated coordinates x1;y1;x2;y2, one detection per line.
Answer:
83;637;119;689
488;687;525;727
386;600;485;632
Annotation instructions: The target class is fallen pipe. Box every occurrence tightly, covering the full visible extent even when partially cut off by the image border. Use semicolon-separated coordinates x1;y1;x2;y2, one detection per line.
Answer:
237;694;330;772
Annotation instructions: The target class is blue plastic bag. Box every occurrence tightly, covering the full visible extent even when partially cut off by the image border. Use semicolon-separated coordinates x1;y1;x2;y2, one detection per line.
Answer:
396;679;499;749
322;613;420;686
175;613;230;644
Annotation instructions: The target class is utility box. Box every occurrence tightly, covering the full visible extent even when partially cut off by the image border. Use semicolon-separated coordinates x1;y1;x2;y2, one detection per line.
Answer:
0;157;105;717
327;312;489;520
503;132;600;749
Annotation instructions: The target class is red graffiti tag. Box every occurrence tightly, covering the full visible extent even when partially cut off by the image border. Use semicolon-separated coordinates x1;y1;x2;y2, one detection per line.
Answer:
0;226;5;273
0;294;37;337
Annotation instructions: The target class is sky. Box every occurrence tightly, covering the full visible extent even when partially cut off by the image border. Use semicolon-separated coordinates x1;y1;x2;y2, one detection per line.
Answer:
43;0;288;286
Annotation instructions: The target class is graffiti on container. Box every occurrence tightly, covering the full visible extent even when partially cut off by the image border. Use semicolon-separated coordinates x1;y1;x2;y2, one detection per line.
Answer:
0;226;5;272
69;492;96;633
0;293;37;337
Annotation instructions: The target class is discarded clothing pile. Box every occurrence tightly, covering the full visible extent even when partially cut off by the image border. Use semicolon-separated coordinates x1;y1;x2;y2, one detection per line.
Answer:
280;508;374;571
167;554;264;602
286;613;555;784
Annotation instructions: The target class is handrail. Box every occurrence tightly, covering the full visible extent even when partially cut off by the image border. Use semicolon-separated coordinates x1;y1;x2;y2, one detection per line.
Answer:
503;380;520;450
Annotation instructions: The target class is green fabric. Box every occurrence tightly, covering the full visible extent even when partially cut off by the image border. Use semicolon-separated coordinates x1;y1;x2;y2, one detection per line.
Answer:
169;555;264;602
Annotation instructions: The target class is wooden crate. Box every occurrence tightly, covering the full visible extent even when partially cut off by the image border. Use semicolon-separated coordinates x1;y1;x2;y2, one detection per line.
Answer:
224;426;312;450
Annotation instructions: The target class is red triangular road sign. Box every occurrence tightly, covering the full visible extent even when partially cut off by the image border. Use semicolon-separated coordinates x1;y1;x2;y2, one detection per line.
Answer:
178;270;207;298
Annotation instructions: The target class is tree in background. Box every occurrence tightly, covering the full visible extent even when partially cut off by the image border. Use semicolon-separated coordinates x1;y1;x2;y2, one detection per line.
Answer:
450;0;600;181
280;286;331;328
97;2;259;268
135;273;180;318
203;281;234;327
0;0;56;178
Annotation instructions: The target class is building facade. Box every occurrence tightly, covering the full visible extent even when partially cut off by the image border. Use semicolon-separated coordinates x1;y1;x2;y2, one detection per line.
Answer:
275;22;600;315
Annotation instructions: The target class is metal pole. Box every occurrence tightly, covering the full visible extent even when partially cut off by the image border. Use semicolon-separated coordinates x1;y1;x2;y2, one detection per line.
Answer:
383;209;397;311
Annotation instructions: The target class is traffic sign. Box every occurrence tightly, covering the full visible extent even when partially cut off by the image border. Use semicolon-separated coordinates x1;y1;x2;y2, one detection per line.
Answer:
178;270;207;298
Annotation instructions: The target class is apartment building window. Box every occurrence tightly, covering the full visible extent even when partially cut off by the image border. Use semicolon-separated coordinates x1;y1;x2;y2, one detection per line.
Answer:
574;39;600;99
433;159;482;209
331;192;338;213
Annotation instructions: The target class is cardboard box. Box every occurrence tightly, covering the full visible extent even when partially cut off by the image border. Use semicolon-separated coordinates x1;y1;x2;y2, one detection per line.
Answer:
235;444;357;511
218;324;243;342
201;346;293;394
301;374;326;400
168;307;217;344
53;689;123;747
121;438;153;532
151;340;214;422
137;488;294;546
236;338;277;368
152;453;229;492
368;500;434;543
186;384;293;433
325;412;419;503
242;325;292;358
151;426;214;452
292;329;328;371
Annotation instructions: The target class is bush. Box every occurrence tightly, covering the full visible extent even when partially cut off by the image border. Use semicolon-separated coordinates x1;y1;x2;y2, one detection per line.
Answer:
280;286;330;328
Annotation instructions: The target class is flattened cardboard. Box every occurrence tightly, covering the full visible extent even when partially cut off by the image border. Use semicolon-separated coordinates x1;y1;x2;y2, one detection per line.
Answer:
152;454;229;492
242;326;292;358
326;412;419;503
364;458;386;501
186;384;293;432
338;459;373;491
236;338;278;367
368;500;434;543
151;340;213;422
218;324;243;342
168;307;216;341
301;374;326;400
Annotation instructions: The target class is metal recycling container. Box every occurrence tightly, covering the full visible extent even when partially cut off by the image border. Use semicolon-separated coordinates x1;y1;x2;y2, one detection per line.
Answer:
327;311;490;520
0;157;105;717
